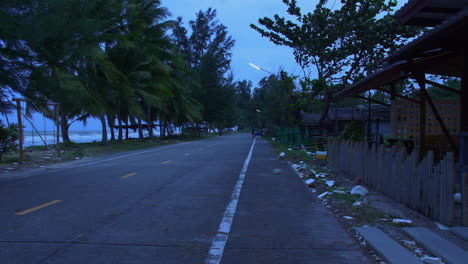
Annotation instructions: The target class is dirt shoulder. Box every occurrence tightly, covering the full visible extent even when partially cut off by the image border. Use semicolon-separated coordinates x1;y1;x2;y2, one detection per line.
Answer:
0;134;217;175
267;137;467;263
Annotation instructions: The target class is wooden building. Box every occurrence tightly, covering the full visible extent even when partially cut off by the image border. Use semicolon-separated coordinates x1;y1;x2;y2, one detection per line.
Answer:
337;0;468;167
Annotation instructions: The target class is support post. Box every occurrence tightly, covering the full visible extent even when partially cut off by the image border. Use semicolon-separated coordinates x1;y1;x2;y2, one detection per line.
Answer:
55;104;60;158
367;90;372;142
13;99;24;161
460;50;468;167
422;88;458;153
416;74;426;160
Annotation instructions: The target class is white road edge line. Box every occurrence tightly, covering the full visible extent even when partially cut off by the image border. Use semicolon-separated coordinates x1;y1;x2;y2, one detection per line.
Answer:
10;142;194;179
205;138;256;264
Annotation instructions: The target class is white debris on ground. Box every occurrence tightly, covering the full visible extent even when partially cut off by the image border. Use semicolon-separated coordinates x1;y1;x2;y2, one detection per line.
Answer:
299;161;304;164
454;192;461;203
326;180;335;187
272;137;276;141
305;179;315;185
310;188;317;193
343;216;353;220
273;169;282;174
402;240;416;250
316;173;327;178
306;151;314;155
333;190;346;194
392;219;412;225
279;152;285;158
434;222;450;230
352;201;363;207
350;185;368;196
288;148;292;150
317;191;329;199
421;256;444;264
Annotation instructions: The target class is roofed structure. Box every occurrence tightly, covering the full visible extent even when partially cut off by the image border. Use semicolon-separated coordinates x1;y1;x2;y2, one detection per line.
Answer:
336;0;468;164
396;0;468;26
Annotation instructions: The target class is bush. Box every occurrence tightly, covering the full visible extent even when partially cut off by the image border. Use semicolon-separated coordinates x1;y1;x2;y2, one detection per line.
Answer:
338;121;365;142
0;123;19;161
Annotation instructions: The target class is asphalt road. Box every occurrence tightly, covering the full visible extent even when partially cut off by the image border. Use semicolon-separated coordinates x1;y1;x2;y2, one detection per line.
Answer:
0;134;369;264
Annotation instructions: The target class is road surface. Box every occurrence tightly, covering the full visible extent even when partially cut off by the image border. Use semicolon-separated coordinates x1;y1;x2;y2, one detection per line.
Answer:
0;134;369;263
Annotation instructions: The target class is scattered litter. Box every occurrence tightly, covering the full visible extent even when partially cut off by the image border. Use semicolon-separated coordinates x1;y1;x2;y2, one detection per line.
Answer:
454;193;461;203
317;191;329;199
273;169;282;174
334;190;346;194
306;151;313;155
421;256;443;264
279;152;285;158
75;157;80;160
402;240;416;250
434;222;450;231
415;248;423;256
299;161;304;164
325;180;335;187
351;185;368;196
352;201;362;207
392;219;412;225
288;148;292;151
310;188;317;193
272;137;276;141
321;199;328;204
343;216;353;220
316;173;327;178
305;179;315;185
316;151;327;160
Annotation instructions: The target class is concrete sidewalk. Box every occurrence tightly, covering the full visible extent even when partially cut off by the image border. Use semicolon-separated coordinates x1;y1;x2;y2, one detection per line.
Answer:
221;138;370;263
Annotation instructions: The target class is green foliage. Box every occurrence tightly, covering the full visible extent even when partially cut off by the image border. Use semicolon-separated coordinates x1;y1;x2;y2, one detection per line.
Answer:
338;121;365;142
251;0;421;125
172;8;239;131
252;72;299;129
0;123;19;161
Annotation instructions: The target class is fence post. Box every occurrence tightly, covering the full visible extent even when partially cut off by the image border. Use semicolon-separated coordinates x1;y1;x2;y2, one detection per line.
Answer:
463;172;468;226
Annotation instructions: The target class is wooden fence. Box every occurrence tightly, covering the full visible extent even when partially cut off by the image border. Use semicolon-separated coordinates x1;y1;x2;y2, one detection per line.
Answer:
327;139;455;226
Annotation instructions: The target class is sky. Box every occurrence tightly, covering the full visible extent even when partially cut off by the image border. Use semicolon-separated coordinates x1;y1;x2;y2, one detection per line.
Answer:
164;0;316;85
10;0;408;132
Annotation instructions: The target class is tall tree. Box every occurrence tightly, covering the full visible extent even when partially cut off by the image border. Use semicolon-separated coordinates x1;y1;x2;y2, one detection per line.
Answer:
172;8;236;132
251;0;420;126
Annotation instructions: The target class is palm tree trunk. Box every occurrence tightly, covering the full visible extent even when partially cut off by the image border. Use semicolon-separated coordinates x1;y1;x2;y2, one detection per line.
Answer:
147;105;153;139
60;113;71;143
107;114;115;141
117;115;123;142
99;115;108;145
138;118;143;140
125;116;129;140
159;118;165;139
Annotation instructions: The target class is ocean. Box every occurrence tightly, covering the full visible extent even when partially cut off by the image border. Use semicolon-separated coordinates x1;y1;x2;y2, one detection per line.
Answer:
23;130;156;147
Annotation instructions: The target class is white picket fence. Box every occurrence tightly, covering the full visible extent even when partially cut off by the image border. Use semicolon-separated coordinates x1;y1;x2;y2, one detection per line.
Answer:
327;139;455;225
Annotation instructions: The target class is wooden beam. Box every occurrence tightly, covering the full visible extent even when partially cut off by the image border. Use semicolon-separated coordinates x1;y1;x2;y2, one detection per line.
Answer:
374;87;421;104
424;79;461;95
422;88;459;154
356;96;391;107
